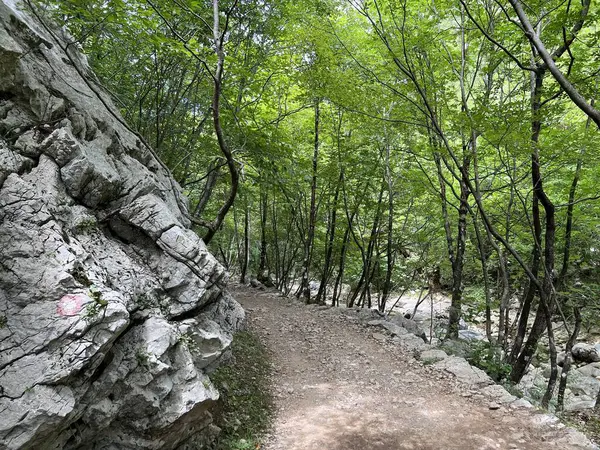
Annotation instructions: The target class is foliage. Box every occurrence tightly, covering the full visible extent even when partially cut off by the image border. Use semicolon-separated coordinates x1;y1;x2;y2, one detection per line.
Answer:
462;286;488;325
135;348;151;368
211;331;273;450
466;341;512;382
35;0;600;405
83;286;108;322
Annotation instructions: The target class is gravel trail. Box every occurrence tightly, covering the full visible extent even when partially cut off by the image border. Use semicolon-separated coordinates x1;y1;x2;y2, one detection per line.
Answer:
233;286;594;450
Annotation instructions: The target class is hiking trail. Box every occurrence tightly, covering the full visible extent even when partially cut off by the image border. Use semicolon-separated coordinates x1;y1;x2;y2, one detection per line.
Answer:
232;286;595;450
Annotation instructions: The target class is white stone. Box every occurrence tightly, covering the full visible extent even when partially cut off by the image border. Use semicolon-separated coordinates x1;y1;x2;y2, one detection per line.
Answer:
0;3;244;448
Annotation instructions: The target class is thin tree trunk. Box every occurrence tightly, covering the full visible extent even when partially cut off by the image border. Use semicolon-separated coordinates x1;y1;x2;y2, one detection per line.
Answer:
203;0;240;244
472;213;493;342
316;169;342;304
557;307;581;412
333;221;352;307
448;154;471;339
380;138;395;313
240;196;250;284
299;98;320;303
257;188;270;285
193;158;222;217
350;183;385;308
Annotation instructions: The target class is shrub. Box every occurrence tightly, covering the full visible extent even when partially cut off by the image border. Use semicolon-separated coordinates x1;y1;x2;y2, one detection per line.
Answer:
466;340;512;382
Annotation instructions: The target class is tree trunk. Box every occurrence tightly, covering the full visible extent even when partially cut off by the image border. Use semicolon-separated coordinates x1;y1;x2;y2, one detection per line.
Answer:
380;138;395;313
316;169;342;304
203;0;240;244
509;67;558;395
299;98;320;303
240;196;250;284
257;189;270;285
557;307;581;411
448;154;471;339
193;158;222;218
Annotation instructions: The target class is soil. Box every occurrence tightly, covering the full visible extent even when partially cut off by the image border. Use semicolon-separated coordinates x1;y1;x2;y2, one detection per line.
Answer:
232;286;596;450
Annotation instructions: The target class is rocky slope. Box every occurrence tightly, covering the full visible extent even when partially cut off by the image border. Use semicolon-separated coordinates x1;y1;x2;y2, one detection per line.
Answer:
0;1;244;448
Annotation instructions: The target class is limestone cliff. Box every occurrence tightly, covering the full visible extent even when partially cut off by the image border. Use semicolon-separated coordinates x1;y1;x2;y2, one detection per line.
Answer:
0;1;244;448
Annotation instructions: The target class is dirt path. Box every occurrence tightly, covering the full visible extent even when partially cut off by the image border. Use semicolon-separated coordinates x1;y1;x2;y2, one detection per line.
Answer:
232;286;595;450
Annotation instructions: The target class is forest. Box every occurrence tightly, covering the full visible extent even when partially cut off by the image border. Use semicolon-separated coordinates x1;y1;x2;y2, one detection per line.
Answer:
36;0;600;412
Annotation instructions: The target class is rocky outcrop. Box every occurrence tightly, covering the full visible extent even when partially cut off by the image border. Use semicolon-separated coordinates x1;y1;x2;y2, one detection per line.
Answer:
0;1;243;448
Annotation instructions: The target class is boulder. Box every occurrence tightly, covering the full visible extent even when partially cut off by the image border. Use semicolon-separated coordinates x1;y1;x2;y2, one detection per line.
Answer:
480;384;517;404
557;351;566;367
440;339;471;358
517;367;548;399
388;313;428;342
577;362;600;378
355;307;384;322
367;319;408;337
249;278;265;289
541;363;562;379
510;398;534;409
567;373;600;398
564;398;596;412
0;3;243;448
434;356;494;388
458;329;485;342
572;343;600;363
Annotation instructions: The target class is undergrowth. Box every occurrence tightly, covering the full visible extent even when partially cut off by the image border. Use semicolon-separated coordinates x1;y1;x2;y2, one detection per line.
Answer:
211;331;273;450
559;410;600;446
466;341;512;382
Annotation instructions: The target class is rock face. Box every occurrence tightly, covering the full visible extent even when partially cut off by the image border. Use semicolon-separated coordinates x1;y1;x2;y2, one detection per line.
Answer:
0;2;244;449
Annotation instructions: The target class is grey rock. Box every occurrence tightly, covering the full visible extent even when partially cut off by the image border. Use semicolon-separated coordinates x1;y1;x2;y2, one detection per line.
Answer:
509;398;534;409
356;307;384;322
578;362;600;378
568;373;600;398
397;335;430;352
518;367;548;399
387;313;428;342
458;329;485;342
440;339;471;358
572;342;600;363
0;3;243;448
564;399;596;412
420;349;448;364
372;332;387;342
366;319;408;337
541;363;561;379
480;384;517;404
434;356;494;387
